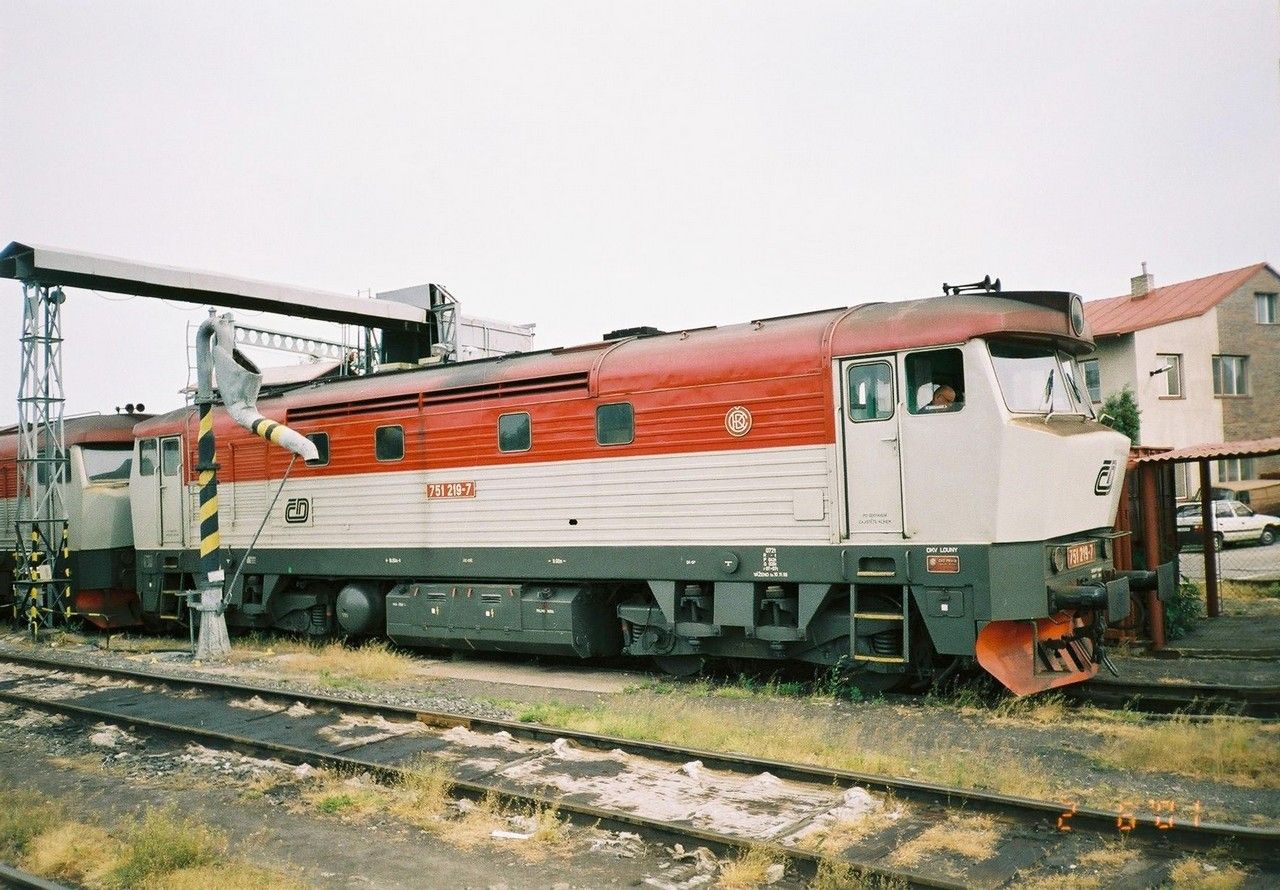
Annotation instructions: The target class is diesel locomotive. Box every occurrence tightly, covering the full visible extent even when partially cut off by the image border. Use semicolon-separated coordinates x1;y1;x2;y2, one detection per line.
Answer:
4;288;1134;694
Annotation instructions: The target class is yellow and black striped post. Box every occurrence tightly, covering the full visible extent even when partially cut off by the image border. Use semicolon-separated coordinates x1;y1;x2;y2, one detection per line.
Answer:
27;524;41;637
59;520;72;621
196;401;222;587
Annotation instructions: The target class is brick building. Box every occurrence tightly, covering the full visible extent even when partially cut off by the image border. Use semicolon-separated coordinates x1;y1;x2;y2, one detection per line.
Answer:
1083;262;1280;497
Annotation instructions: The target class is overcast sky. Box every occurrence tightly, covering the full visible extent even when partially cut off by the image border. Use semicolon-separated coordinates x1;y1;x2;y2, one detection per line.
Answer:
2;1;1278;422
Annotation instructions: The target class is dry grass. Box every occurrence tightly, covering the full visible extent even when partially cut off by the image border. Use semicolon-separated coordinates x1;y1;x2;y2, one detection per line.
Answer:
717;845;784;889
299;759;569;858
888;813;1000;869
1018;874;1104;890
796;804;906;856
439;792;509;849
1078;839;1137;870
273;640;414;684
101;633;191;654
139;862;311;890
301;769;386;818
1216;579;1280;602
387;756;456;829
519;690;1280;801
21;823;122;885
528;802;570;846
1167;857;1249;889
0;787;63;860
0;786;306;890
518;696;1064;800
105;806;229;887
1093;716;1280;787
809;859;908;890
990;693;1071;724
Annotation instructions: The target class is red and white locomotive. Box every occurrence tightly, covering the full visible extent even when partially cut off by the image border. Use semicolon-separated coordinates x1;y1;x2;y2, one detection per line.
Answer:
6;287;1133;694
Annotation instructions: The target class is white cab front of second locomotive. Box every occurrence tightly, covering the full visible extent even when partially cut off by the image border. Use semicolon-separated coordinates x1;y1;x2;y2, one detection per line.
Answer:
890;337;1130;545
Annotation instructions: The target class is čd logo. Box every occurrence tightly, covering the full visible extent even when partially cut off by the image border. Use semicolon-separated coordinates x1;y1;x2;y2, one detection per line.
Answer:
1094;461;1118;496
284;497;311;524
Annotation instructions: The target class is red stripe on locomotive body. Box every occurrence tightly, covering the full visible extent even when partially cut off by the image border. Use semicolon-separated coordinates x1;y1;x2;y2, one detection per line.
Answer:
130;294;1087;486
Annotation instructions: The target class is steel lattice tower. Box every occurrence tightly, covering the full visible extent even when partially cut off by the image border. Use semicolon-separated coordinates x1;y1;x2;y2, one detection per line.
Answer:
13;281;70;631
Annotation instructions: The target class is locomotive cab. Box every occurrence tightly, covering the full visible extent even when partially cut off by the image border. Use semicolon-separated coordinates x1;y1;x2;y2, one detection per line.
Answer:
1;414;148;629
832;293;1131;693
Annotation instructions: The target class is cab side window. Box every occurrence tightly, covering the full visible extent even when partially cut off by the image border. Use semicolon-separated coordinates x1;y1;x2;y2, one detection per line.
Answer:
907;348;965;414
161;439;181;475
846;363;894;422
138;439;157;477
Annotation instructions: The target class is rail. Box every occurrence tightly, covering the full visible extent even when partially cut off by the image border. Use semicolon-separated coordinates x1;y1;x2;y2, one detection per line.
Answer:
1;649;1277;889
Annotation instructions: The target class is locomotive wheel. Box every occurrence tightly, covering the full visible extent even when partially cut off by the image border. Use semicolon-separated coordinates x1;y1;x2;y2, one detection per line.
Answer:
653;654;706;678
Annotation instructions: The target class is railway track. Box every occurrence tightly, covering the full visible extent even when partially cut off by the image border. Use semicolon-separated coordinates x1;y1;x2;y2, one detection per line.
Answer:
0;650;1277;889
1066;678;1280;719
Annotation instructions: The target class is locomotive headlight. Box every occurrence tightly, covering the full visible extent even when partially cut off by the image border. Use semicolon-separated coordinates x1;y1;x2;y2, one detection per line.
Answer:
1069;295;1085;335
1049;545;1066;573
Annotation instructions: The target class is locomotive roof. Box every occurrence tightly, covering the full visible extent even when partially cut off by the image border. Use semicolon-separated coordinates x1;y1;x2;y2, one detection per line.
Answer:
135;290;1089;432
0;413;148;458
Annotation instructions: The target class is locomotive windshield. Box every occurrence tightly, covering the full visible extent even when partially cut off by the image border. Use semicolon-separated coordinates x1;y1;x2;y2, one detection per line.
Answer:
81;444;133;482
987;341;1090;415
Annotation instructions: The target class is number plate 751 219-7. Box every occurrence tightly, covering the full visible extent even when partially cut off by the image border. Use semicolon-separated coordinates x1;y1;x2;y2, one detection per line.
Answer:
1066;541;1096;569
425;481;476;499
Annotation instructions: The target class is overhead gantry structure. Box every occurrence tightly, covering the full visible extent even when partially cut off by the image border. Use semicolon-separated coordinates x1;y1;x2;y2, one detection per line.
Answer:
1;240;446;636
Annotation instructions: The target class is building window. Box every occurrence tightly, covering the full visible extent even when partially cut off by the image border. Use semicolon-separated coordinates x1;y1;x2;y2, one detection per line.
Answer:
375;425;404;461
596;403;634;445
1174;463;1191;500
305;432;329;467
1155;354;1183;398
1081;359;1101;403
1217;457;1256;482
1212;355;1249;396
1257;292;1278;324
498;412;531;452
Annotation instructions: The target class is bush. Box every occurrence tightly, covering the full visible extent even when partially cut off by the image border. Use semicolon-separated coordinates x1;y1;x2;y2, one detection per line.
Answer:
1100;387;1141;443
1164;580;1203;640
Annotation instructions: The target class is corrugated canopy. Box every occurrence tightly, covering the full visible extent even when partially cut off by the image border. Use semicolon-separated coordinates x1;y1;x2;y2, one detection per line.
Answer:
0;241;429;331
1133;436;1280;464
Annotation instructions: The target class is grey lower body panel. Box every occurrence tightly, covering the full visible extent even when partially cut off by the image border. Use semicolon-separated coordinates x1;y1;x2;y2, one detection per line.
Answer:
132;535;1109;674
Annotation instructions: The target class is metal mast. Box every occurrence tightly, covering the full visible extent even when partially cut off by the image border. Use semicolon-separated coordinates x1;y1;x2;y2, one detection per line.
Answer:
13;281;70;632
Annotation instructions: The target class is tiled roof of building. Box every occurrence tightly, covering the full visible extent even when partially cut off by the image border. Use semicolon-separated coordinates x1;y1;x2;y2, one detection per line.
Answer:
1083;263;1271;336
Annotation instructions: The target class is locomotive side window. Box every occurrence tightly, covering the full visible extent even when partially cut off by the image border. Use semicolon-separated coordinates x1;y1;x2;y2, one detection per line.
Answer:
596;402;635;445
498;412;531;452
846;363;894;422
906;349;965;414
305;432;329;467
375;425;404;461
138;439;157;477
160;438;181;476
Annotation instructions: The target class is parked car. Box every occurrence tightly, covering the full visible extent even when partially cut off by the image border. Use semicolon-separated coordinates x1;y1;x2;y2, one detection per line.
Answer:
1176;499;1280;550
1195;480;1280;518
